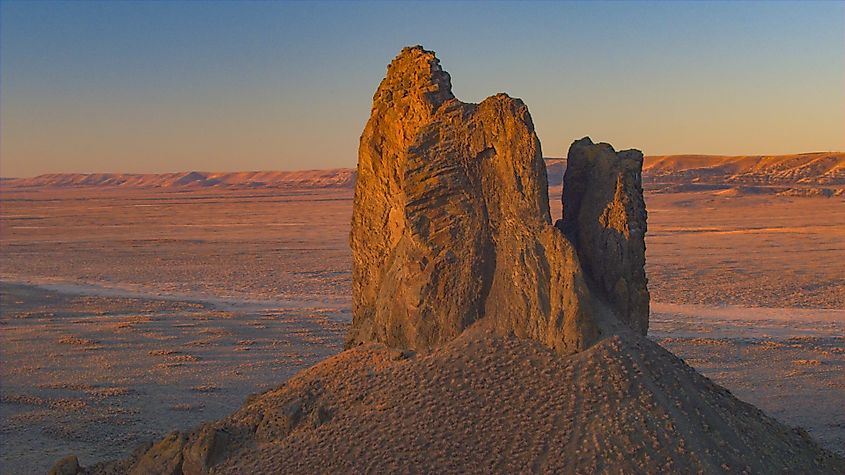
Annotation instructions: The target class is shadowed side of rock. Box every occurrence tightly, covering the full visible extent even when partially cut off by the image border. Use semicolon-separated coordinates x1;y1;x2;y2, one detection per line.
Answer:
560;137;650;334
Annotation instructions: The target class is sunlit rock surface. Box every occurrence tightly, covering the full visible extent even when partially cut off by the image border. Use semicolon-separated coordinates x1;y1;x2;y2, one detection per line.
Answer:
348;46;646;354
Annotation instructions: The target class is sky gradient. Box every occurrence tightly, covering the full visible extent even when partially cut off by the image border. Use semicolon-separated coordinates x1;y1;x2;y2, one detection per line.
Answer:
2;1;844;177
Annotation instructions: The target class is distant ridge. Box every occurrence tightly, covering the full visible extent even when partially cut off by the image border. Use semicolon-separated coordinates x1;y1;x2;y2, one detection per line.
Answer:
4;152;843;192
1;169;356;190
544;152;845;197
643;152;845;186
546;152;845;187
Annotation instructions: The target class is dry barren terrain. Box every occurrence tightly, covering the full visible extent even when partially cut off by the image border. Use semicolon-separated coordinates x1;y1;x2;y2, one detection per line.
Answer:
1;168;844;473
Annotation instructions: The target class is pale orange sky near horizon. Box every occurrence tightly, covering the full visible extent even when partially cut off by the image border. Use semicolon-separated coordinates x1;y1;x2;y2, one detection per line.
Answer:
1;1;844;178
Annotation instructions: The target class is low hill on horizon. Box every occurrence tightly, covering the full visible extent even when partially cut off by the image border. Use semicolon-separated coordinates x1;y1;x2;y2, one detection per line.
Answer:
3;152;844;193
0;168;357;190
545;151;845;185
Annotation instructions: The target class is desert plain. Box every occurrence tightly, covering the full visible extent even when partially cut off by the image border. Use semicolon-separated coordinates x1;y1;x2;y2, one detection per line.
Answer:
1;161;844;473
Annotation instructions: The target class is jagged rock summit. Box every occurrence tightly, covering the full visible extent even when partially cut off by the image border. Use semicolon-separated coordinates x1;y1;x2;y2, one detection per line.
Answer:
58;46;844;475
348;45;647;355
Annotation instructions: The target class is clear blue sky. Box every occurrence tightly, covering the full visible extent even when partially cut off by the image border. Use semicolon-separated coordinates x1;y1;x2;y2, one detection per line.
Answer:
2;1;843;176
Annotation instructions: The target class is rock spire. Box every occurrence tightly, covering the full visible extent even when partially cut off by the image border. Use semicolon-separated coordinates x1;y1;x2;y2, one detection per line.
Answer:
348;46;649;354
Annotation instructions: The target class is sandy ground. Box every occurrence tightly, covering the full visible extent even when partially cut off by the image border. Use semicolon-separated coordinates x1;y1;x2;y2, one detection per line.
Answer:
0;188;352;304
0;283;347;473
1;186;843;473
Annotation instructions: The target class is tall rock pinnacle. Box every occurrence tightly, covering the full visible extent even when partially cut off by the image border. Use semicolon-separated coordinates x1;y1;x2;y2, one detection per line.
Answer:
348;46;648;354
560;138;650;335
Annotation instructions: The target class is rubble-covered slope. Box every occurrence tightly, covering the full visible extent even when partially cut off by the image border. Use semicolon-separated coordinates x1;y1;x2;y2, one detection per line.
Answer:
75;329;844;475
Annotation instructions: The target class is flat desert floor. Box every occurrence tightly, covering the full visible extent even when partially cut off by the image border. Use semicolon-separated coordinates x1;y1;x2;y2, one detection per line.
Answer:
1;186;843;473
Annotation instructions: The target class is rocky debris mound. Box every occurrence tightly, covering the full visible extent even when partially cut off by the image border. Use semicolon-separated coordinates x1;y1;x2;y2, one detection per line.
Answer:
348;46;647;355
73;330;844;475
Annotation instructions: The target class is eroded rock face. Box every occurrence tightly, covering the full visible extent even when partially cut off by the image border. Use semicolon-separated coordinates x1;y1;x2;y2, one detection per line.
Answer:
348;46;648;354
559;138;650;334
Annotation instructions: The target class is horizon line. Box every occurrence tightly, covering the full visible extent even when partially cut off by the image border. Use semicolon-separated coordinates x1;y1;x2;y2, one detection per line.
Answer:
2;150;844;180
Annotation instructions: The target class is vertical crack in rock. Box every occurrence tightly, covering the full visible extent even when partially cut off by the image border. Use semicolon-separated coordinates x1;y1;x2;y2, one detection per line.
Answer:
348;46;648;354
